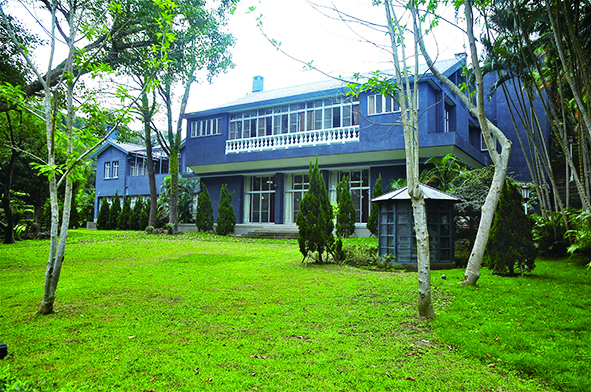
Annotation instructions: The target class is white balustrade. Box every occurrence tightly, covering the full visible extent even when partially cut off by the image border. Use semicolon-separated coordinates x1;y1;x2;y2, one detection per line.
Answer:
225;126;360;154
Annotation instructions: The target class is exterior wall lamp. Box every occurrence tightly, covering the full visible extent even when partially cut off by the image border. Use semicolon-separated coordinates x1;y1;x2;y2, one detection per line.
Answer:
521;184;531;214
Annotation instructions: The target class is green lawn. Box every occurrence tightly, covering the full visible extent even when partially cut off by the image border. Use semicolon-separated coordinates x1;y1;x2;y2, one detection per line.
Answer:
0;230;587;391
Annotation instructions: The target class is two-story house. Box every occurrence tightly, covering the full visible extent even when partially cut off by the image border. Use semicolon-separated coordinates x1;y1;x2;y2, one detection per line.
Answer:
182;57;505;235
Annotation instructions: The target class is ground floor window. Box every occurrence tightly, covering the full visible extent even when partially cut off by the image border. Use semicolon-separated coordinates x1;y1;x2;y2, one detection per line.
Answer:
336;169;370;223
244;175;275;223
284;173;309;224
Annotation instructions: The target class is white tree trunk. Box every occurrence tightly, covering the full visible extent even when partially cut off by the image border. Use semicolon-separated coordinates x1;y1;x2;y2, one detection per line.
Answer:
385;0;434;318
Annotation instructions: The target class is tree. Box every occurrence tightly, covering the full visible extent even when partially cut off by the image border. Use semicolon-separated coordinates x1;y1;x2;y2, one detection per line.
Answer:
154;0;234;232
336;175;356;238
216;184;236;236
96;197;110;230
421;154;465;191
195;183;214;232
129;197;143;231
118;196;131;230
108;193;121;230
486;179;536;275
139;198;150;231
411;0;513;286
296;158;334;263
367;174;383;237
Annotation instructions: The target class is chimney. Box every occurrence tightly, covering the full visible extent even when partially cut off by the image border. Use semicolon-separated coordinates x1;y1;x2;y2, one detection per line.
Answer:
252;76;264;93
455;52;467;62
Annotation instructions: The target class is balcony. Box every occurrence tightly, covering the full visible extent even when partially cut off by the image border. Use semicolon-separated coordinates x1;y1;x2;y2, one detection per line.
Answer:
225;126;360;154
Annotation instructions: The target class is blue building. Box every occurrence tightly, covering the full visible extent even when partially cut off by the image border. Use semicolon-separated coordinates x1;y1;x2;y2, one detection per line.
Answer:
91;139;187;219
92;56;548;235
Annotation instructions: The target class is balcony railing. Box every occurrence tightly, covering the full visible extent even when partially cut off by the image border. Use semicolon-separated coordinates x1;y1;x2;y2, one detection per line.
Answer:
225;126;360;154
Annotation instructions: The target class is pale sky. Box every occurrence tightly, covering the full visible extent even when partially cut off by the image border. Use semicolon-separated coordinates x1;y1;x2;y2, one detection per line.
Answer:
5;0;468;130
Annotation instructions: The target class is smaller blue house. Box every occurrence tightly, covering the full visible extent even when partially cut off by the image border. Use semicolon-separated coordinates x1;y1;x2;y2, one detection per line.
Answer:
90;138;187;219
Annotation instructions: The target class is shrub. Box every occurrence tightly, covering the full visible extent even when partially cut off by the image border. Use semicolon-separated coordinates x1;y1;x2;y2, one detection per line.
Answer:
96;197;110;230
366;174;383;237
195;183;214;232
145;225;154;234
216;184;236;236
486;179;536;275
129;197;143;231
118;196;131;230
336;175;356;238
565;210;591;257
338;243;391;270
165;222;175;234
296;158;334;263
532;212;569;257
140;198;149;231
108;192;121;230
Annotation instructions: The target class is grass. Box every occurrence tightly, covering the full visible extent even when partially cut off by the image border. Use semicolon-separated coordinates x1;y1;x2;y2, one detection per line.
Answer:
0;230;586;391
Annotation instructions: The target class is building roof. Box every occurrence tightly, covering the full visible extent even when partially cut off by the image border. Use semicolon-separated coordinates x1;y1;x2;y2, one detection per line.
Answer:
185;57;465;118
372;183;461;202
90;140;146;159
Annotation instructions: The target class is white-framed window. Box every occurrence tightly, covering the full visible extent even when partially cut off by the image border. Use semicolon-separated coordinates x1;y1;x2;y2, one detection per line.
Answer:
130;158;148;176
334;169;370;223
368;94;399;115
244;175;276;223
104;162;111;179
191;118;221;138
112;161;119;178
229;96;359;141
284;173;310;224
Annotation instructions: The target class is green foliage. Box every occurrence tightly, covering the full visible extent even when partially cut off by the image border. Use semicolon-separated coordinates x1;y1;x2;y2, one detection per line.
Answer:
421;154;465;191
565;210;591;257
389;177;407;190
108;193;121;230
195;183;214;232
338;242;392;270
145;225;154;234
366;174;383;237
336;175;356;238
486;179;536;275
129;197;143;231
158;175;199;224
118;196;131;230
96;198;109;230
296;158;334;263
165;222;175;234
216;184;236;236
532;212;569;257
139;198;149;231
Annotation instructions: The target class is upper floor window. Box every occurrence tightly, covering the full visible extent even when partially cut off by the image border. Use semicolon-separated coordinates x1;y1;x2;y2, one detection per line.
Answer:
104;162;111;179
444;100;456;133
191;118;221;138
228;96;359;141
368;94;399;115
130;159;147;176
112;161;119;178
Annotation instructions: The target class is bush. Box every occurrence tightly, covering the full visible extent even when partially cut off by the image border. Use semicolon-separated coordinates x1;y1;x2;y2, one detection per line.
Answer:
129;197;143;231
336;175;356;238
216;184;236;236
118;196;131;230
366;174;383;237
565;210;591;257
195;183;214;232
145;225;154;234
165;222;175;234
96;197;110;230
532;212;569;257
486;179;536;275
140;199;149;231
338;243;392;270
108;192;121;230
296;158;334;263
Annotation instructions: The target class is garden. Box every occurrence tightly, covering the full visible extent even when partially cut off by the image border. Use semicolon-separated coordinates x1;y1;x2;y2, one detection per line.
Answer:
1;230;590;391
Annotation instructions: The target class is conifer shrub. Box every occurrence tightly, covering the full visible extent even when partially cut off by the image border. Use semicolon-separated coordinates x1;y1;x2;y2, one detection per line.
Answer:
366;174;383;237
336;175;356;238
486;179;536;275
118;196;131;230
216;184;236;236
195;183;214;232
96;197;110;230
139;198;149;231
108;192;121;230
129;197;142;231
296;158;334;263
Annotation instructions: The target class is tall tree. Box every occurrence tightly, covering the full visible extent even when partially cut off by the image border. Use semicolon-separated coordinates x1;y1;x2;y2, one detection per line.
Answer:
296;158;334;264
195;183;214;232
216;183;236;235
366;174;383;237
0;0;175;314
336;175;356;238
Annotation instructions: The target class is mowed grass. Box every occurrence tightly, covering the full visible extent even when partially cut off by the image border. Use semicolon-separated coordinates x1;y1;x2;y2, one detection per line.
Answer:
0;230;573;391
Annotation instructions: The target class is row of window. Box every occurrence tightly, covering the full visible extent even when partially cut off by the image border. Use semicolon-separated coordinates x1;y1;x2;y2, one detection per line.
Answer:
104;158;170;179
243;170;372;225
191;118;222;138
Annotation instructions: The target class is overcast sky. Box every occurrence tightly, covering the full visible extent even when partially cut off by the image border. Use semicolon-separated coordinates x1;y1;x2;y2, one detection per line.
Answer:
187;0;468;112
5;0;468;129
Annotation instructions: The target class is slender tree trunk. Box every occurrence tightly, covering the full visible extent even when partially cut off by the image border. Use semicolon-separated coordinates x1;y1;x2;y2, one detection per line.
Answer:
2;112;17;244
387;0;434;318
141;90;159;228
